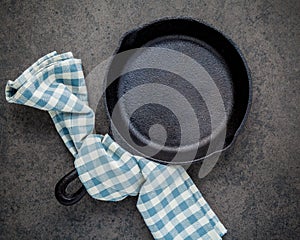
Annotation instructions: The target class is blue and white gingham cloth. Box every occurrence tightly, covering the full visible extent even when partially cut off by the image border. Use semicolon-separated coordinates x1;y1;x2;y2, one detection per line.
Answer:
5;52;227;240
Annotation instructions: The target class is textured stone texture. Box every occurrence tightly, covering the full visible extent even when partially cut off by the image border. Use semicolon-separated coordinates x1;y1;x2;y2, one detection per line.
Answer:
0;0;299;239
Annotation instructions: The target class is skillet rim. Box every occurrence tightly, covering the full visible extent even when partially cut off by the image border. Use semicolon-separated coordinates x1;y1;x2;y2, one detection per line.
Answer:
103;16;252;164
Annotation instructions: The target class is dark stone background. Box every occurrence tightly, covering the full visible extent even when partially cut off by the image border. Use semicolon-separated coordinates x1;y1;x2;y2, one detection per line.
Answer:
0;1;299;239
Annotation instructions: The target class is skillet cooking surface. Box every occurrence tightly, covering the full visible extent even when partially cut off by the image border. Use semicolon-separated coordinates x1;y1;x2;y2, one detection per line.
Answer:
105;18;251;163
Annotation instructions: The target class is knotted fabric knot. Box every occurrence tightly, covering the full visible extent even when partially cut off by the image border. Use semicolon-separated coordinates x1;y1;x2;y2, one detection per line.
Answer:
5;52;227;240
75;134;145;201
75;133;192;202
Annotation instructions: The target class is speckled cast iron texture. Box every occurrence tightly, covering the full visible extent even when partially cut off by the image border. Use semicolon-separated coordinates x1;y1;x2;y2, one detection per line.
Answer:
105;17;251;163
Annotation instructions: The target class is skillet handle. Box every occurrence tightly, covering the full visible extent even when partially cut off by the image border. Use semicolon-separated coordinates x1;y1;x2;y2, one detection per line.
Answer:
55;169;87;206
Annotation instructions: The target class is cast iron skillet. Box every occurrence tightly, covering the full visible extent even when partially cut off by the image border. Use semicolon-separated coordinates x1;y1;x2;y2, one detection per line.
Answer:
55;18;252;205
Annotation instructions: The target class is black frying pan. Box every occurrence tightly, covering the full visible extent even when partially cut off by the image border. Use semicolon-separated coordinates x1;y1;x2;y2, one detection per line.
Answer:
55;18;252;205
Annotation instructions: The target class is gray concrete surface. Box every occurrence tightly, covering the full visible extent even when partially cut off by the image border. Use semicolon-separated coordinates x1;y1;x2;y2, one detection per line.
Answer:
0;0;299;239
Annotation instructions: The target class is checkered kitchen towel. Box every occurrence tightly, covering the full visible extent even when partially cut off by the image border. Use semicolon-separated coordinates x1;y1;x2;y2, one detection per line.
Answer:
5;52;227;240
